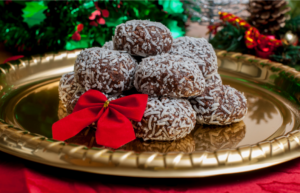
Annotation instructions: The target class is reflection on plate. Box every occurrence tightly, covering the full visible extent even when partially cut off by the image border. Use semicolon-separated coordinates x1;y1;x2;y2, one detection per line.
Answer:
65;125;196;153
65;127;100;148
60;100;246;153
246;94;278;124
122;135;195;153
193;122;246;151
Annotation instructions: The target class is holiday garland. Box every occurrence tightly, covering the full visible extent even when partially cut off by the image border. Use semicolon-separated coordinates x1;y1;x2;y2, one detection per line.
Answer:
209;11;300;67
3;1;300;67
0;1;186;55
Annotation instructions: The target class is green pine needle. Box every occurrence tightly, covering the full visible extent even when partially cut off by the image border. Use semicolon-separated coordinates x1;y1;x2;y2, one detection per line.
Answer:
271;45;300;66
1;1;186;55
209;23;248;53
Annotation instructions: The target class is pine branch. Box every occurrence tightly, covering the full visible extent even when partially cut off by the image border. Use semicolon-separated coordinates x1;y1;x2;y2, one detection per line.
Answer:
209;23;248;53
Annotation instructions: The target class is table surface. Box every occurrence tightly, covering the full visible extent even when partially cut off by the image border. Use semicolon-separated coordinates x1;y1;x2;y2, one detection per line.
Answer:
1;45;300;193
2;150;300;193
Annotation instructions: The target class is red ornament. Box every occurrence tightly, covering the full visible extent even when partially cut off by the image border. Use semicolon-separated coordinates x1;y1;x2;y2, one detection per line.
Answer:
72;31;81;41
255;35;276;59
97;17;105;25
207;23;222;35
101;9;109;17
77;24;84;32
52;90;148;148
89;10;101;20
89;21;98;27
94;2;101;10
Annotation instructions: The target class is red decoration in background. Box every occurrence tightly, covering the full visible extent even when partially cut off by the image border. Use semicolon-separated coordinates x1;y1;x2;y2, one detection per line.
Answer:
207;23;222;35
209;12;285;58
219;12;251;29
255;35;277;58
72;31;81;41
94;2;101;10
89;21;98;27
3;55;24;64
101;9;109;17
76;24;84;32
89;10;101;20
72;23;84;41
98;18;105;25
52;90;148;149
88;9;107;26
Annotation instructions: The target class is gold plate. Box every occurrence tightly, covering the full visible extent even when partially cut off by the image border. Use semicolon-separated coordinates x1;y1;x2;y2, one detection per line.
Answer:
0;50;300;178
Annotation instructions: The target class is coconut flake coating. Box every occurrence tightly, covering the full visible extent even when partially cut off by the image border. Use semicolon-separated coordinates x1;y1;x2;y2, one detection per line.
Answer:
169;36;218;77
102;41;114;50
58;100;68;120
74;47;137;94
205;72;222;88
190;85;247;125
66;86;85;114
132;97;196;141
134;54;206;98
58;72;79;106
113;20;173;57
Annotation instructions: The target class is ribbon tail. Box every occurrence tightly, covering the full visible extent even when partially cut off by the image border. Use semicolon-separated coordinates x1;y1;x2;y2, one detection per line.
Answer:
52;107;102;141
96;108;136;149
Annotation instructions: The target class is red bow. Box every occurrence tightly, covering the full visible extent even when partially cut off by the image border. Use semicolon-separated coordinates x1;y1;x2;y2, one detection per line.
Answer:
52;90;148;148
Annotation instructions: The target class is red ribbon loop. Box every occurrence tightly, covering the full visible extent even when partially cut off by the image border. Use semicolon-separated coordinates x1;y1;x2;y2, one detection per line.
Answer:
52;90;148;148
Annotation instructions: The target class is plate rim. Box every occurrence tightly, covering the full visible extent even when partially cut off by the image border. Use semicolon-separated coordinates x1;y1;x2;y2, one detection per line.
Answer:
0;49;300;178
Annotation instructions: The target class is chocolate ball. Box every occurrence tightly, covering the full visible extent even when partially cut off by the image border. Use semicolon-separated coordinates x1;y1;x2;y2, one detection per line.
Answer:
58;72;78;106
132;97;196;141
134;54;206;98
190;85;248;125
113;20;173;57
170;36;218;78
74;47;137;94
102;41;113;50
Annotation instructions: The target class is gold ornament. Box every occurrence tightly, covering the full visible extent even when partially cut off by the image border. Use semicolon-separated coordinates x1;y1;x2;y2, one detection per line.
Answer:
282;31;298;45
